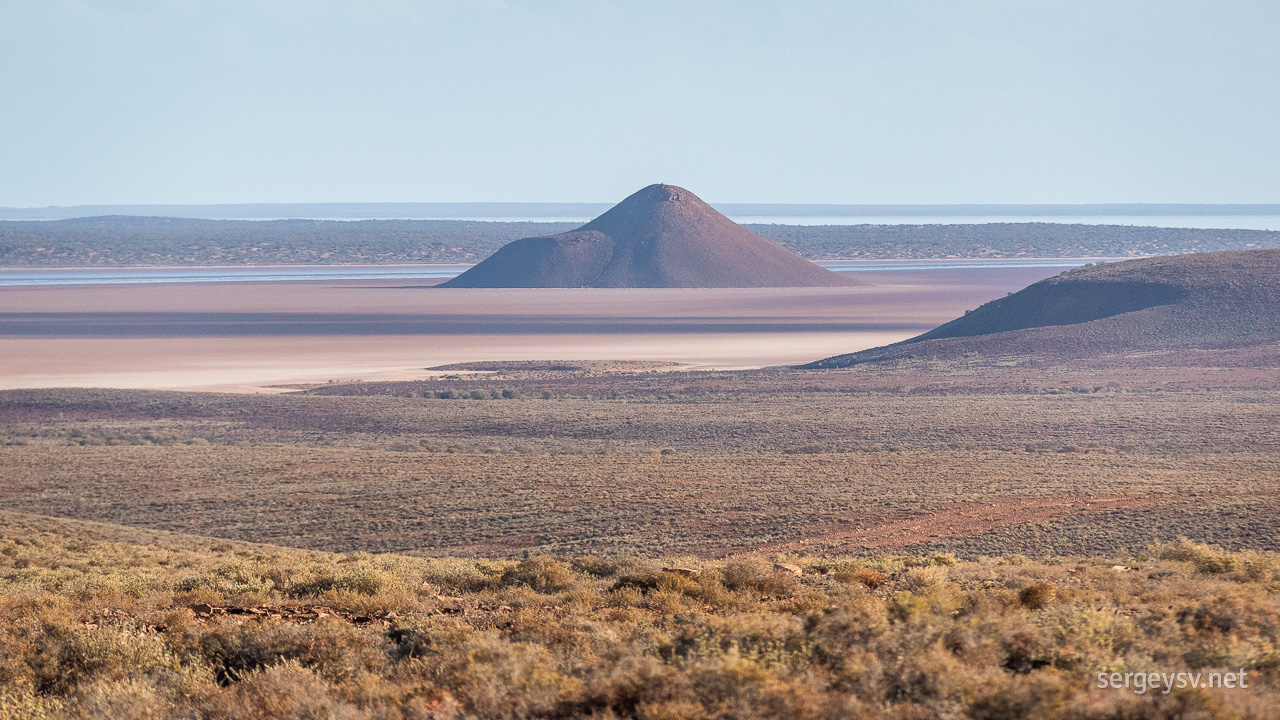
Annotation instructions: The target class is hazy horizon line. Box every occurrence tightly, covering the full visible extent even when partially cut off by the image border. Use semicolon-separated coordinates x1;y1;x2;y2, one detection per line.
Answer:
4;201;1280;222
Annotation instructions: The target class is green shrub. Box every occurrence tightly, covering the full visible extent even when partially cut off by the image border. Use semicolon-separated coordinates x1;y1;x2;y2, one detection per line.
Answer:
176;563;276;598
721;561;798;596
191;618;386;685
210;661;352;720
501;556;578;594
287;565;388;597
1153;539;1245;574
437;635;580;719
40;627;178;695
0;688;64;720
901;566;948;593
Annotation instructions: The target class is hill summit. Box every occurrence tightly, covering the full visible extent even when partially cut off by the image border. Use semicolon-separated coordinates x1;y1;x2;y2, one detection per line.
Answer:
806;248;1280;368
441;184;859;288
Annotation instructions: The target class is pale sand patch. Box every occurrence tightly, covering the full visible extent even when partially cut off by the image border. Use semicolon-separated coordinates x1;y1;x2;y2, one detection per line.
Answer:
0;267;1063;392
0;332;916;393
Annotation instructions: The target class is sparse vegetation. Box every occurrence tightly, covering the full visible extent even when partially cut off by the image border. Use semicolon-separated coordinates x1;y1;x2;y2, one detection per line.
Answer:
4;216;1280;267
1;330;1277;717
1;359;1278;559
0;217;579;267
1;513;1278;719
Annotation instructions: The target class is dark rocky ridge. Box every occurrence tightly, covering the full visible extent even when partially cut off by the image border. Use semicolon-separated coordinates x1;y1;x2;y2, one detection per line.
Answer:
807;248;1280;367
441;185;859;288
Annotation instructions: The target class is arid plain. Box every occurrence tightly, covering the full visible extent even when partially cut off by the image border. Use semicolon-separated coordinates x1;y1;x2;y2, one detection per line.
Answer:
2;256;1276;559
6;4;1280;714
5;257;1280;719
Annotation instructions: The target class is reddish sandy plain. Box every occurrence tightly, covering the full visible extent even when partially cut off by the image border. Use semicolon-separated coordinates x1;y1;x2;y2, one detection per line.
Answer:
0;266;1062;393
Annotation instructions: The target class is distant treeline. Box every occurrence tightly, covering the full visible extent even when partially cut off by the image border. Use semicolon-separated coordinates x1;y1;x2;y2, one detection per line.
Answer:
0;217;576;267
2;215;1278;267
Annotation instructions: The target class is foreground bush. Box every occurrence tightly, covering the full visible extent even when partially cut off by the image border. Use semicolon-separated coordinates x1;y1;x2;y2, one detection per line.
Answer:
1;514;1278;719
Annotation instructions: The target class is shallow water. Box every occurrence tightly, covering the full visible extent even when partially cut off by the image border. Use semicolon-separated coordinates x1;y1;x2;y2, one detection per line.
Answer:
738;214;1280;230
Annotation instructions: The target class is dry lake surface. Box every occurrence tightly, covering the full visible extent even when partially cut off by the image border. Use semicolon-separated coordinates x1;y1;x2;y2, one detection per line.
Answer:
1;265;1065;392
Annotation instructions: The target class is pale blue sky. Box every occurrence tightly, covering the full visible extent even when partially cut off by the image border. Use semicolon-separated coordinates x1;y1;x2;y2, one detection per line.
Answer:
1;1;1277;205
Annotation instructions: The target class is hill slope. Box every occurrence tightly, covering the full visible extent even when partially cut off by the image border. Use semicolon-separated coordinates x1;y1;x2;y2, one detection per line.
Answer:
807;248;1280;367
441;184;859;288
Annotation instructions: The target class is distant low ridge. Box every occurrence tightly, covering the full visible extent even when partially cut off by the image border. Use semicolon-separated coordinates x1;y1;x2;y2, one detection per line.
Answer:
806;248;1280;367
441;184;860;288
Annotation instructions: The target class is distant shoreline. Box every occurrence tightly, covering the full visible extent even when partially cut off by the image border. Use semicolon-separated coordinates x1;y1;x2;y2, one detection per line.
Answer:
4;218;1277;269
0;258;1122;287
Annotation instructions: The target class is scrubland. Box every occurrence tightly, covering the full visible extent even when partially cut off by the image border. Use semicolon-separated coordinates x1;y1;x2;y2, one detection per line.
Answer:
1;361;1278;559
2;359;1279;717
0;444;1277;560
2;512;1278;719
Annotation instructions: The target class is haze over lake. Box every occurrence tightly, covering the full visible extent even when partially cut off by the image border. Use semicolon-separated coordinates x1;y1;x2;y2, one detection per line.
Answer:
5;202;1280;231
